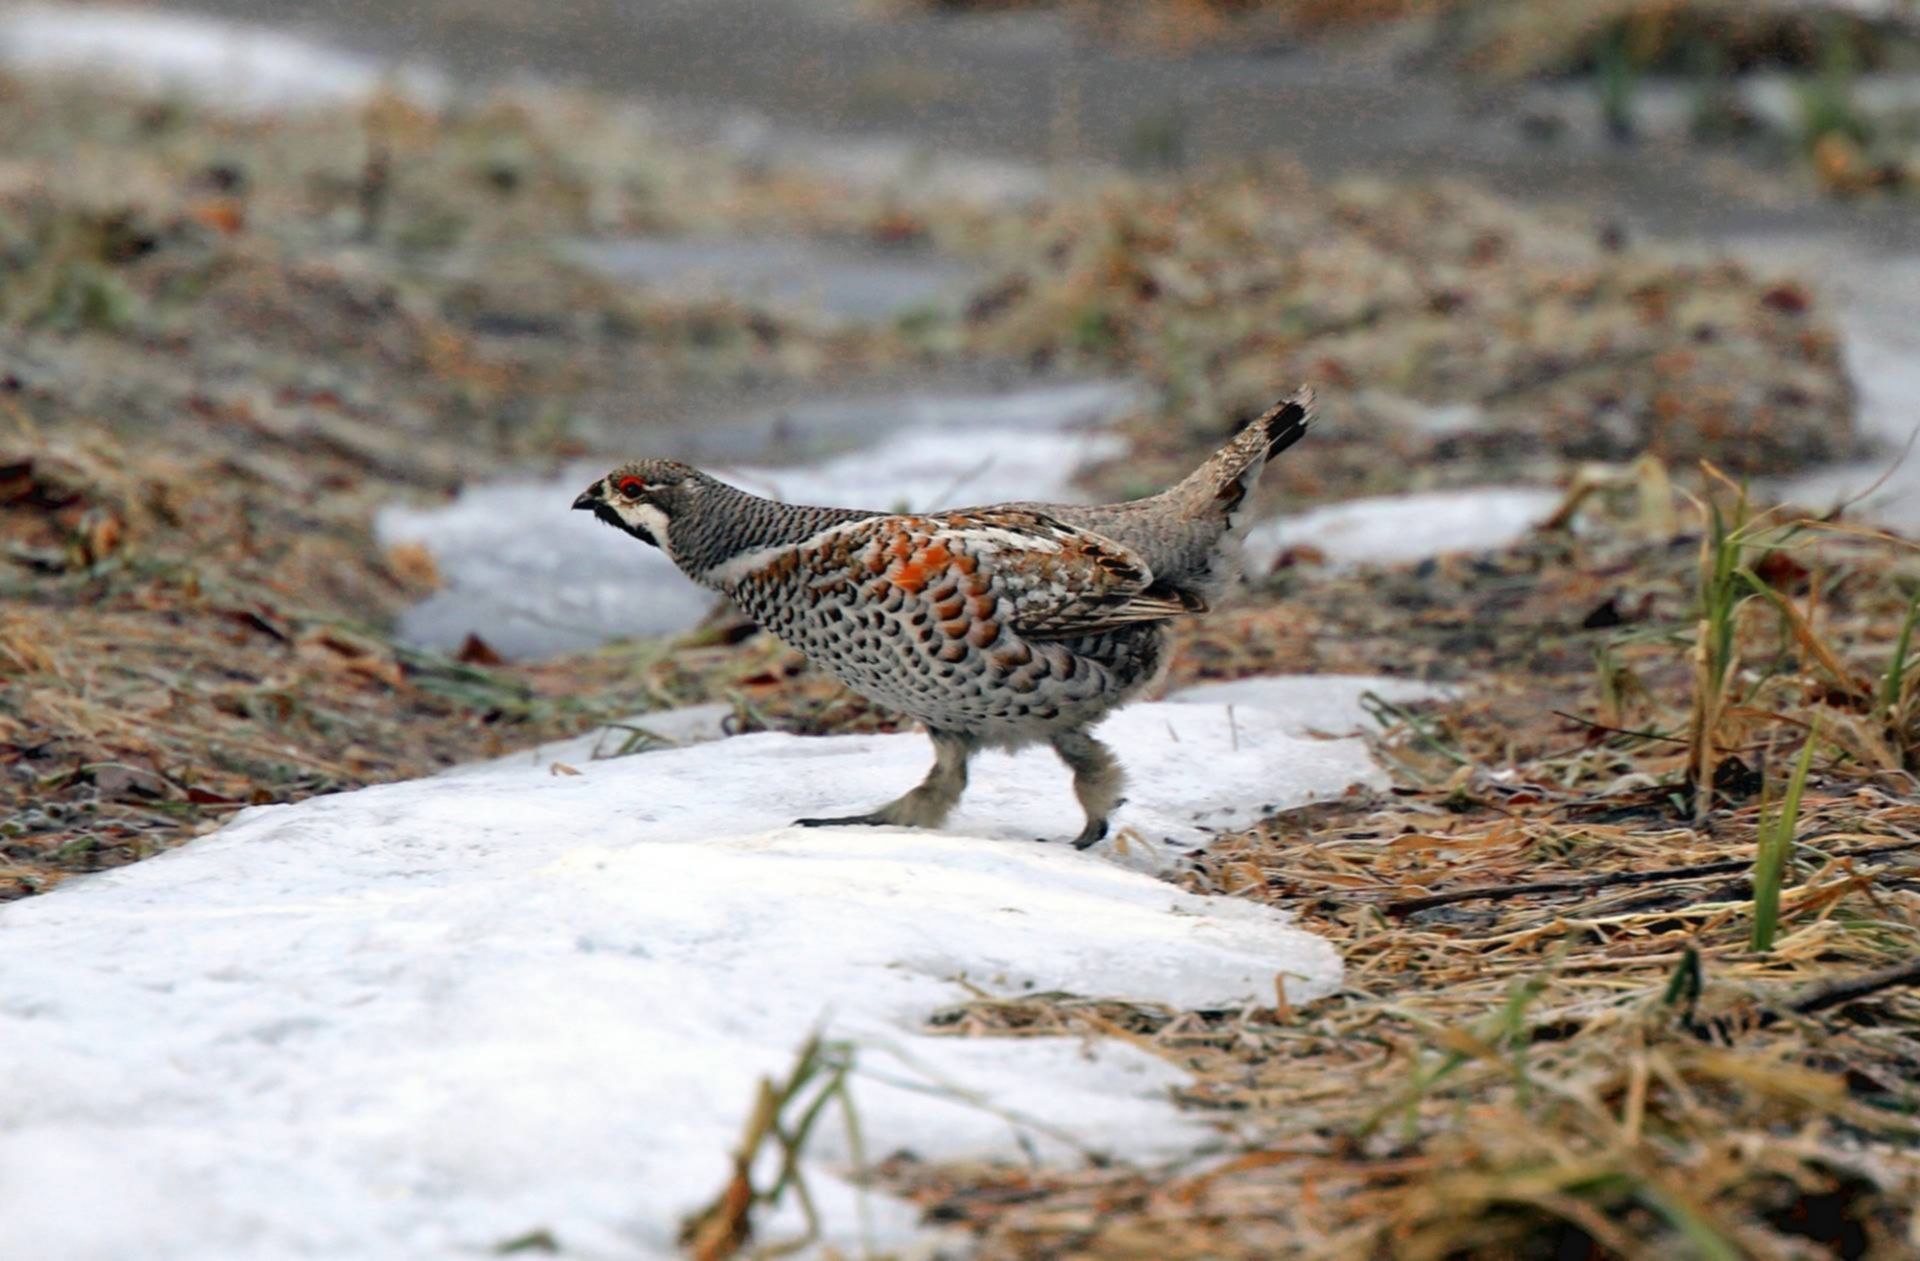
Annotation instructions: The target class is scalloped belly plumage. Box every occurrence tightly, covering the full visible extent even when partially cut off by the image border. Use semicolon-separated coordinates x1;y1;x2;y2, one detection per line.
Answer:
729;529;1167;740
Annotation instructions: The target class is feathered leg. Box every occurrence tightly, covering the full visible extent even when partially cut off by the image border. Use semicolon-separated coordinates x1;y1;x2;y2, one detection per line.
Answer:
796;729;974;830
1051;728;1125;849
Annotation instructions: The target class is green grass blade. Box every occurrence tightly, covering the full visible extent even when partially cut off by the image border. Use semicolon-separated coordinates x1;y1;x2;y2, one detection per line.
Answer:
1880;589;1920;717
1752;726;1817;953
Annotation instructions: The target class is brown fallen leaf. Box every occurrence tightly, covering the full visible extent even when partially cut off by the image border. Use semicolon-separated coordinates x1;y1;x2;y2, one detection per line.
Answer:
458;633;505;666
298;628;406;689
384;541;442;590
187;198;246;235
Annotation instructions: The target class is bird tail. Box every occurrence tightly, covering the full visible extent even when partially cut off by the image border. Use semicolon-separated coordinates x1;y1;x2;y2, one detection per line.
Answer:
1173;387;1315;517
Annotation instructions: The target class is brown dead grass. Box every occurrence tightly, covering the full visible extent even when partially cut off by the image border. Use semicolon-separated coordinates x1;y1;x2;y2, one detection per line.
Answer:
964;161;1854;503
0;77;911;897
0;413;616;897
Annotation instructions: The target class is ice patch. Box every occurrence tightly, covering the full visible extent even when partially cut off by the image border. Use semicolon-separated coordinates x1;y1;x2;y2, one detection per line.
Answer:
565;236;978;323
704;108;1051;208
378;382;1138;659
0;697;1364;1260
0;7;445;113
1244;487;1561;569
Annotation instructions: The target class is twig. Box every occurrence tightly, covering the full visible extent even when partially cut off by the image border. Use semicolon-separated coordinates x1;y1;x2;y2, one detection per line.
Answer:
1788;957;1920;1016
1810;420;1920;522
928;453;1000;510
1382;838;1920;916
1549;709;1689;746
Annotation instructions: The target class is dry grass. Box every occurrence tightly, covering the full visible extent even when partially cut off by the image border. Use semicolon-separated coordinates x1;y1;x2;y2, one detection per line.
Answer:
885;776;1920;1257
0;76;918;897
0;414;616;897
962;161;1853;501
890;783;1920;1251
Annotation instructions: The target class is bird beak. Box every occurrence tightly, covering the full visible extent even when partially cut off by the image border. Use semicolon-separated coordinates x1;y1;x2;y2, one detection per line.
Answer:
572;483;602;512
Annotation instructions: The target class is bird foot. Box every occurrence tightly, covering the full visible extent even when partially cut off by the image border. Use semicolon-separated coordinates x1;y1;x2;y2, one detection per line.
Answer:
1070;818;1111;851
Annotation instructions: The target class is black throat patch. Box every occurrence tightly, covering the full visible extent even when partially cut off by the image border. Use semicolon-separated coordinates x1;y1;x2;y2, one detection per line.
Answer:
591;500;658;548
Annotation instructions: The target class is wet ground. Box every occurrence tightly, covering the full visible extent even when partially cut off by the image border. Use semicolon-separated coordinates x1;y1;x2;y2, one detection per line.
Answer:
94;0;1920;251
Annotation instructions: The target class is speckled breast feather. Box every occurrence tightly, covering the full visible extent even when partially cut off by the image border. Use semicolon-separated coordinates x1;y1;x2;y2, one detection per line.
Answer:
718;509;1170;743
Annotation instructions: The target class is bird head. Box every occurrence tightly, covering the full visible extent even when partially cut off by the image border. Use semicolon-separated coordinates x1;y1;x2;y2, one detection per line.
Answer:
572;459;707;552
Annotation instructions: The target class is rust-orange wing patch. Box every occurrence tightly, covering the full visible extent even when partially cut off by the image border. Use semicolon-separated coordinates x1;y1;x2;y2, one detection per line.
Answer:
926;510;1195;640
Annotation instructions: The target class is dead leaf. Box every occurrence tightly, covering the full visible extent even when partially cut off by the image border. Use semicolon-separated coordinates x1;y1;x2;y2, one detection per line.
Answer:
458;633;504;666
384;541;441;590
187;198;246;235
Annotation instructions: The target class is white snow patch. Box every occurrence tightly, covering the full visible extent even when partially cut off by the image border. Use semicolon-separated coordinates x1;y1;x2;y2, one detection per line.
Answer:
377;382;1138;659
703;107;1052;208
0;7;446;113
1734;239;1920;534
1170;674;1452;735
1244;487;1561;570
444;702;739;779
0;696;1367;1260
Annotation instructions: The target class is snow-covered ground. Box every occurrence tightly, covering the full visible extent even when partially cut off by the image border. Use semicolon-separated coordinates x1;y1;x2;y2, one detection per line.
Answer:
1170;673;1452;734
1243;487;1562;571
0;687;1400;1261
0;6;446;112
377;381;1138;659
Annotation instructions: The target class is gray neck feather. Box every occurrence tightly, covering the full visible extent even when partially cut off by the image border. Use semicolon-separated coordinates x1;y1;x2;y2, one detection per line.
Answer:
672;478;874;584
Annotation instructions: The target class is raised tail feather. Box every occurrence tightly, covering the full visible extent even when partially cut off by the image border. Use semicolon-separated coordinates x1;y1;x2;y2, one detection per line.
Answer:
1031;387;1316;608
1180;386;1316;513
1252;388;1315;469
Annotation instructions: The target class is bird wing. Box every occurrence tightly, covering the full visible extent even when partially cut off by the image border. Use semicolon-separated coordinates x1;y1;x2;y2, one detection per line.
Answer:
928;509;1197;640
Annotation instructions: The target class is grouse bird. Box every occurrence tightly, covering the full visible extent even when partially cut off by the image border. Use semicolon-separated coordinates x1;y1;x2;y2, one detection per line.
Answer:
573;388;1314;849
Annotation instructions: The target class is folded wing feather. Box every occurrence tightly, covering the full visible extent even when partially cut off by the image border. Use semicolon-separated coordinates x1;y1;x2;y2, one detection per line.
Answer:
935;510;1198;640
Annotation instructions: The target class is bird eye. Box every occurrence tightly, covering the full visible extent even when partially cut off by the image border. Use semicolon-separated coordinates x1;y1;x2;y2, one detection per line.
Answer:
617;477;646;500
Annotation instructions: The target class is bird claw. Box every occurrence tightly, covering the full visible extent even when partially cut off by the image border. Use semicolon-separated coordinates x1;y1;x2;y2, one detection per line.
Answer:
1070;819;1110;851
